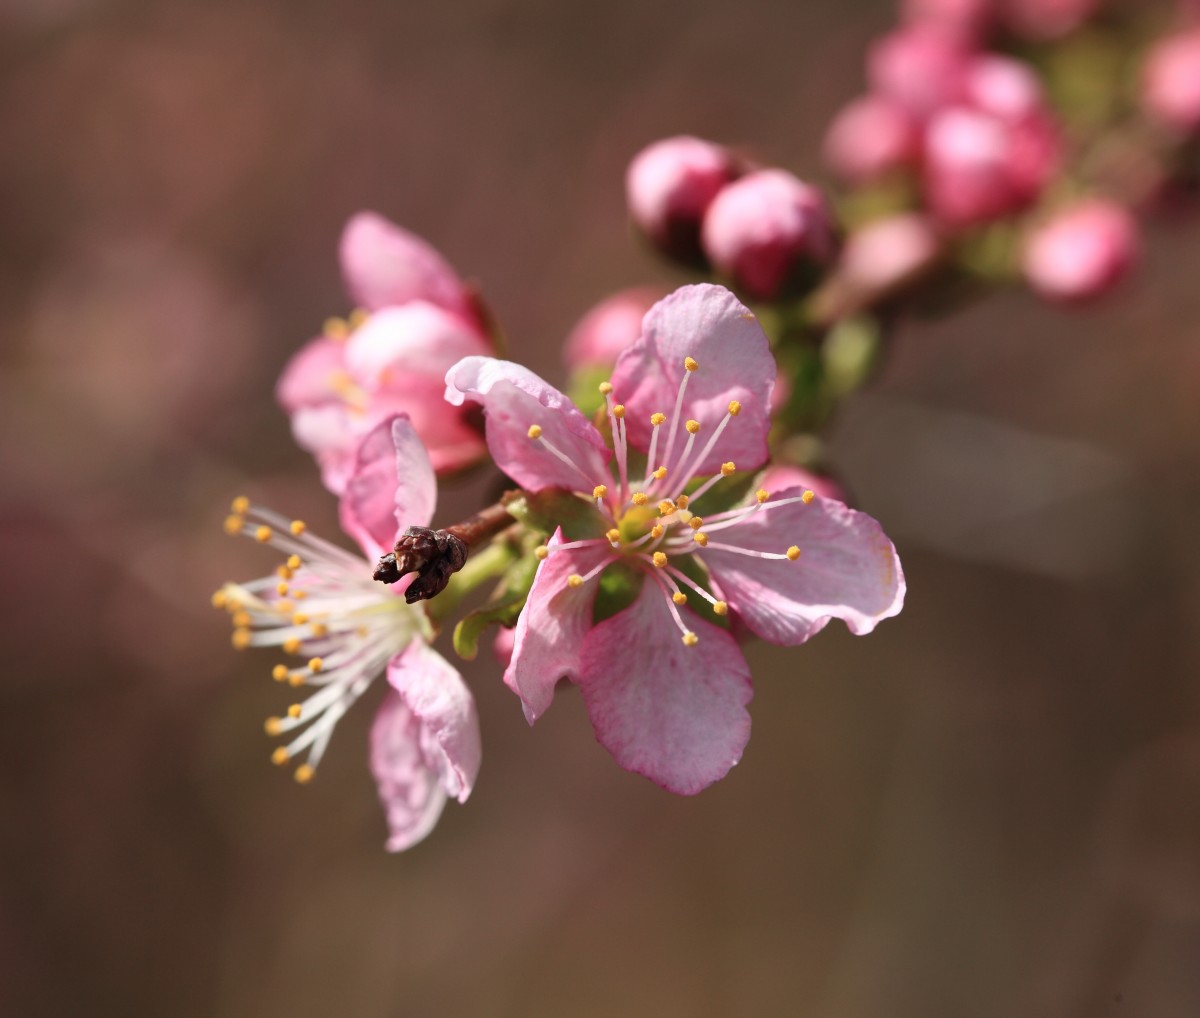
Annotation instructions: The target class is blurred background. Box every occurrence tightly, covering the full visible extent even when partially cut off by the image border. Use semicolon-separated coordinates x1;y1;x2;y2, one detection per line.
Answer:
2;0;1199;1015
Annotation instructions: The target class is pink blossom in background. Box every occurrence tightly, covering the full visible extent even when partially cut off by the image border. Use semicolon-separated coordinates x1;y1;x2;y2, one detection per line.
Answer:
563;286;667;373
835;213;943;302
964;54;1046;123
217;416;481;852
901;0;996;41
760;464;846;504
867;25;973;120
445;285;904;794
625;136;743;264
1142;29;1200;134
1022;200;1139;303
822;94;921;183
278;211;491;493
1001;0;1099;40
701;170;840;301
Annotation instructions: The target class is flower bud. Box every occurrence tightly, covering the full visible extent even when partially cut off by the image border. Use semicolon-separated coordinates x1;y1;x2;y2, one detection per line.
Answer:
1022;200;1139;303
1142;30;1200;134
563;287;665;373
1000;0;1099;40
822;95;921;183
626;136;742;264
964;54;1045;123
701;170;839;301
837;214;943;300
901;0;996;41
867;26;973;119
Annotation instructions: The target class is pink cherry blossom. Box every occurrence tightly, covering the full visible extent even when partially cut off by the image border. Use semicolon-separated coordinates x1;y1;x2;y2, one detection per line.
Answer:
445;284;904;794
901;0;996;41
867;26;974;120
1142;29;1200;134
216;416;480;852
563;287;667;374
1001;0;1099;40
822;94;922;184
1022;200;1139;303
834;213;943;303
278;211;491;493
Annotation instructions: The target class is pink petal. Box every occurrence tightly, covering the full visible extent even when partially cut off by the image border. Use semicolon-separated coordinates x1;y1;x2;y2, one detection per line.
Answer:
578;579;753;795
288;403;358;495
339;211;470;316
344;303;489;392
275;336;347;414
339;415;436;561
503;529;611;722
701;489;905;646
445;357;612;492
387;640;482;803
369;689;448;853
610;284;775;477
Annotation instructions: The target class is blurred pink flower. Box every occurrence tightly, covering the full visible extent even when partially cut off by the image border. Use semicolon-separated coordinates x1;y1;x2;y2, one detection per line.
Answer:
701;170;840;301
278;211;491;492
216;416;480;852
867;25;974;120
1142;29;1200;134
1022;200;1139;303
446;285;904;793
1001;0;1099;40
901;0;996;41
822;94;922;183
563;286;667;373
834;212;943;305
626;136;743;263
760;464;846;504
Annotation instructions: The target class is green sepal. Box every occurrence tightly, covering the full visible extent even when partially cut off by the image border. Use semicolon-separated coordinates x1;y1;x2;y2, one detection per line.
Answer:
451;550;539;660
592;559;644;624
503;488;606;541
821;315;880;399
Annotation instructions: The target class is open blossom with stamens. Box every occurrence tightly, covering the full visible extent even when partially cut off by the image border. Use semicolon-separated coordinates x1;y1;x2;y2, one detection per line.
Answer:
213;416;480;851
445;284;904;794
277;211;492;493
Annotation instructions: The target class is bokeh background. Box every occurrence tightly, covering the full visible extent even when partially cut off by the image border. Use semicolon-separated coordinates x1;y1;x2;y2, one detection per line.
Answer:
3;0;1200;1015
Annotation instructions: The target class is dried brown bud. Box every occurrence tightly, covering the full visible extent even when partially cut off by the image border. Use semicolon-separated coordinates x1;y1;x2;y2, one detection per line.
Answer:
373;526;468;603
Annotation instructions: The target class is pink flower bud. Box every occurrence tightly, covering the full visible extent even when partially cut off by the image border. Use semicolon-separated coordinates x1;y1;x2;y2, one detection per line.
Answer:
901;0;996;41
822;95;921;183
1022;200;1139;303
837;214;943;298
626;136;742;263
1000;0;1099;40
563;287;666;373
1142;30;1200;134
964;54;1045;122
867;26;973;119
701;170;839;301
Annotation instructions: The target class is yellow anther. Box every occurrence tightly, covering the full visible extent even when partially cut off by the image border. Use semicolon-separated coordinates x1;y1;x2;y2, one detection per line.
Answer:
721;462;736;476
255;525;272;543
276;581;289;596
593;485;608;499
231;628;252;650
348;307;370;329
652;552;668;568
598;381;614;395
310;623;328;638
786;546;801;561
271;746;290;766
232;611;251;628
653;466;668;480
658;500;676;516
713;600;728;616
567;574;584;588
527;424;543;439
264;716;283;736
672;591;688;606
294;764;315;784
535;546;549;561
211;590;228;610
693;531;709;546
631;492;649;506
756;489;770;504
727;400;742;416
606;528;621;544
289;519;307;536
276;565;293;581
682;631;699;647
689;517;704;530
291;613;309;626
272;664;289;682
275;600;294;614
650;524;665;539
685;419;701;434
650;412;667;426
230;495;250;515
675;495;690;509
801;489;815;504
292;590;307;600
288;672;306;688
287;554;302;570
287;704;303;719
324;316;349;340
613;404;625;419
684;356;699;372
224;515;244;535
283;637;302;655
307;657;324;673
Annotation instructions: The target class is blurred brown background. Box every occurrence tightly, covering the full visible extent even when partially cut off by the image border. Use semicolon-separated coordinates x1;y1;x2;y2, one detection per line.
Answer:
2;1;1199;1016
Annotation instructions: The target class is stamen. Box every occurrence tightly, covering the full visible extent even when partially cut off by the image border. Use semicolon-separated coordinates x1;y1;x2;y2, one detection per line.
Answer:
672;591;688;605
294;765;315;784
526;426;606;493
699;542;799;560
563;557;613;590
603;388;630;500
598;381;613;396
255;526;272;543
689;517;704;530
670;404;743;501
230;496;250;515
662;364;694;478
224;515;244;535
527;425;542;439
323;316;349;340
787;546;801;561
713;601;728;616
699;493;819;530
606;528;621;547
287;554;302;570
631;492;649;507
643;413;666;488
653;466;668;481
684;357;699;372
682;632;699;647
658;500;676;516
652;551;668;568
693;532;709;547
649;571;700;647
290;520;307;536
272;664;289;682
535;546;549;560
348;308;370;330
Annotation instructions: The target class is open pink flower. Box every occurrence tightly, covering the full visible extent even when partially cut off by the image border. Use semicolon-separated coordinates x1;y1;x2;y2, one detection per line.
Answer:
445;284;904;794
215;416;480;852
277;211;492;493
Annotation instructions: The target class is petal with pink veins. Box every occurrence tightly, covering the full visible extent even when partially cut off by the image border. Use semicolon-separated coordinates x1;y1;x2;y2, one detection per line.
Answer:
445;357;612;492
503;529;612;722
611;284;775;477
578;579;753;795
369;689;449;853
701;489;905;646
